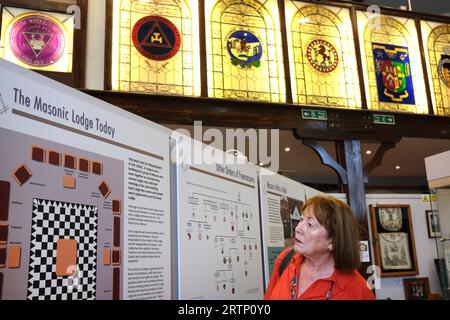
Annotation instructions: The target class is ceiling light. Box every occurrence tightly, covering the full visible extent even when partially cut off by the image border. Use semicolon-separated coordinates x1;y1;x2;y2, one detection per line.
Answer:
285;147;291;152
395;165;401;170
365;150;372;155
259;162;264;166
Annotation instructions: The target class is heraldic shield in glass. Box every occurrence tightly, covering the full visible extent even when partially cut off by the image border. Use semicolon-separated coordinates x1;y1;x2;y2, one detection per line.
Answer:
372;43;415;105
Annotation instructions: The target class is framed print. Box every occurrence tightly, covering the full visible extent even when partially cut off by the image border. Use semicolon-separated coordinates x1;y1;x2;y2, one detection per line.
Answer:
426;210;442;238
369;204;419;277
403;277;430;300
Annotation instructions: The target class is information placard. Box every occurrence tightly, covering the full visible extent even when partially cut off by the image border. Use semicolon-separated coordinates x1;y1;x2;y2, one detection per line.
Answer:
175;141;264;299
0;58;171;300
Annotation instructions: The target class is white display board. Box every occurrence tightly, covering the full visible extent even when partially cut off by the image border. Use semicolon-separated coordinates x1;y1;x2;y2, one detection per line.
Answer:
425;150;450;188
175;139;264;299
259;170;322;286
0;58;171;300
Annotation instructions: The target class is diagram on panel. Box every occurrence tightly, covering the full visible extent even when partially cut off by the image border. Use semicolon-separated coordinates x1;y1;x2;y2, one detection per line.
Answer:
27;199;97;300
184;192;259;296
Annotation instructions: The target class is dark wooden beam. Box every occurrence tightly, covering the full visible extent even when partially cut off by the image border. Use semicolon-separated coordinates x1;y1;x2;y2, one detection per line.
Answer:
104;0;113;90
82;89;450;140
0;0;75;12
344;140;371;278
335;140;348;193
350;6;368;110
296;106;450;140
278;0;293;103
74;0;87;88
415;17;435;115
198;0;207;97
299;138;348;184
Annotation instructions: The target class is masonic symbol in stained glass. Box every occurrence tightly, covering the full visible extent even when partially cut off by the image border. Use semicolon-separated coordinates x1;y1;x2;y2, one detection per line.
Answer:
372;43;415;105
438;49;450;89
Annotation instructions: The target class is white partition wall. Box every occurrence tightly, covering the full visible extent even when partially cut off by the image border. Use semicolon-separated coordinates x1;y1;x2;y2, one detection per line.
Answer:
174;138;264;299
0;58;172;300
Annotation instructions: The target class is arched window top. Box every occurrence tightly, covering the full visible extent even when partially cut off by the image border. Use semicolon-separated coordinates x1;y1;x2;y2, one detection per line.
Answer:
286;2;361;109
422;21;450;116
112;0;200;96
427;25;450;51
211;0;275;29
364;16;409;47
121;0;190;17
292;4;343;34
358;12;427;114
206;0;285;102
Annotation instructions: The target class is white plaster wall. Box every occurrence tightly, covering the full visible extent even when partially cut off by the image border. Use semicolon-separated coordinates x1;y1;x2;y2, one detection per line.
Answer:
436;189;450;240
85;0;106;90
326;193;442;299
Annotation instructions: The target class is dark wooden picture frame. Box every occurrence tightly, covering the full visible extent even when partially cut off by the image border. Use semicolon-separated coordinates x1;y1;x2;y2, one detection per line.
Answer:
426;210;441;238
369;204;419;277
403;277;430;300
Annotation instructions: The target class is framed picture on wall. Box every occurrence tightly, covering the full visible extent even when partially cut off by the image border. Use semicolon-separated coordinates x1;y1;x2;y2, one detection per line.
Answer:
403;277;430;300
369;204;419;277
426;210;441;238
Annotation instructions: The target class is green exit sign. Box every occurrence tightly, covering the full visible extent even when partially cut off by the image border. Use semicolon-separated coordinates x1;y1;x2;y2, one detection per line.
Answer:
302;109;327;121
373;114;395;125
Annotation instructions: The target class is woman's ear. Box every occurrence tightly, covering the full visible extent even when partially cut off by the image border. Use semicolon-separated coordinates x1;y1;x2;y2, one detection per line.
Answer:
328;241;333;252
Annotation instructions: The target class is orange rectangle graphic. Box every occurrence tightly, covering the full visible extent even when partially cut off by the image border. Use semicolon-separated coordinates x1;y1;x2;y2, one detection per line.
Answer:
62;176;76;189
56;239;77;276
103;248;111;266
7;245;21;268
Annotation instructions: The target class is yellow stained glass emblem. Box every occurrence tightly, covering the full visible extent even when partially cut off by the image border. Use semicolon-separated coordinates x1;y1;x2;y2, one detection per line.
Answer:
112;0;200;96
421;21;450;116
358;12;427;114
285;2;361;109
205;0;285;102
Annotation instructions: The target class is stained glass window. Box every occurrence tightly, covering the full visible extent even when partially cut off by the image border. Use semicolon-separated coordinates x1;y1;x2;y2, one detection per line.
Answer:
0;6;74;73
421;21;450;116
205;0;285;102
285;1;361;109
357;12;427;114
112;0;200;96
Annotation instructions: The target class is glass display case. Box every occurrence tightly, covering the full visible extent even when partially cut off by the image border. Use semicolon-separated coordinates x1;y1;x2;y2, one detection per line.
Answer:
427;188;450;300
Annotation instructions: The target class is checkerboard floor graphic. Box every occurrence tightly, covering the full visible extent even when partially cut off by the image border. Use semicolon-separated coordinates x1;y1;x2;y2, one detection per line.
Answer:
28;199;98;300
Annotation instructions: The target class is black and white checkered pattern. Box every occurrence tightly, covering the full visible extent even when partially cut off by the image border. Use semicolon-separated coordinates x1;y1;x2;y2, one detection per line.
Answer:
27;199;98;300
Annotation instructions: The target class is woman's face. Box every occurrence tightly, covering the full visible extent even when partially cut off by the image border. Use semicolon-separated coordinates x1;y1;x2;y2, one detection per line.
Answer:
294;205;332;257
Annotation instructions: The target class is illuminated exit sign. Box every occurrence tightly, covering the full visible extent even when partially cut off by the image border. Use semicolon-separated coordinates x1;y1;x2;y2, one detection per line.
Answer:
302;109;327;121
373;114;395;125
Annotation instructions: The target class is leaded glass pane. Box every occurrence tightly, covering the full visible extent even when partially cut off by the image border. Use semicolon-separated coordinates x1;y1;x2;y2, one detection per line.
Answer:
358;12;428;114
285;1;361;109
421;21;450;116
205;0;285;102
112;0;200;96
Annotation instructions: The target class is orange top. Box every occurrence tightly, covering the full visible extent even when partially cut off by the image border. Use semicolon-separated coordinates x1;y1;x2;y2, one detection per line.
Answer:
264;248;375;300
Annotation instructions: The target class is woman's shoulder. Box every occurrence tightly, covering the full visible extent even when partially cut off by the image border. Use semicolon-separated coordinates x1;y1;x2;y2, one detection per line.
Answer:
341;270;375;300
272;247;298;272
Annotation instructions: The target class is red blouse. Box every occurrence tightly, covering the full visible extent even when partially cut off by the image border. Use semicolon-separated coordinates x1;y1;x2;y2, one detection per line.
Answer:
264;248;375;300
